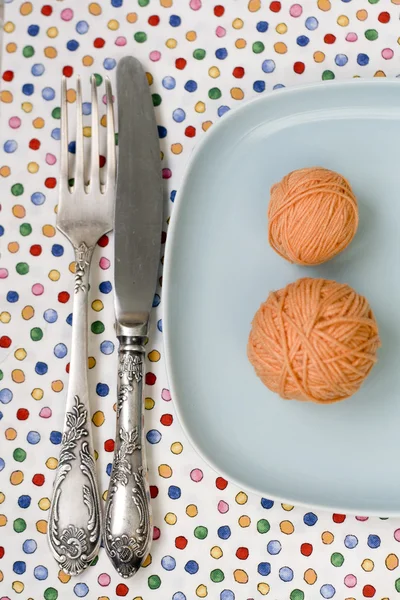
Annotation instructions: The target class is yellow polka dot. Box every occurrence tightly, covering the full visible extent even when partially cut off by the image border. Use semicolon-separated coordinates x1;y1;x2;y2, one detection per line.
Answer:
51;380;63;392
0;311;11;323
20;2;33;15
0;493;4;504
33;117;45;129
88;356;96;369
12;581;24;593
36;520;47;534
186;31;197;41
337;15;349;26
356;9;368;21
22;306;34;320
1;91;13;103
148;350;160;362
202;121;213;132
318;0;331;10
234;569;248;584
13;205;26;218
314;51;325;63
5;428;17;440
281;503;294;511
232;18;244;29
10;470;24;485
0;571;3;582
89;2;102;15
274;42;287;54
166;38;177;49
4;21;15;33
304;568;317;584
257;583;270;596
145;397;155;410
21;102;32;113
47;27;58;38
67;89;76;103
12;370;25;384
195;101;206;113
171;143;183;155
170;441;183;454
280;520;294;534
91;299;103;312
186;504;198;517
44;47;57;59
159;464;172;478
235;38;247;49
94;450;98;461
210;546;223;559
248;0;261;12
46;458;58;470
238;515;251;527
108;19;119;30
0;166;11;177
386;553;399;570
27;161;39;174
0;515;6;527
92;411;105;427
100;115;107;128
68;262;76;275
48;270;60;281
276;23;287;34
235;491;248;505
127;12;138;23
6;43;17;54
321;531;334;544
196;585;208;598
374;70;386;77
8;241;19;253
58;570;71;583
38;497;51;510
82;55;94;67
102;490;108;501
83;126;91;138
209;66;220;78
164;512;177;525
14;348;27;361
142;554;151;567
31;388;43;401
361;558;374;572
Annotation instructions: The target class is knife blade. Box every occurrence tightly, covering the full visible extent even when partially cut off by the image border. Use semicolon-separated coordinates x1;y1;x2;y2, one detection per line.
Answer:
104;56;163;578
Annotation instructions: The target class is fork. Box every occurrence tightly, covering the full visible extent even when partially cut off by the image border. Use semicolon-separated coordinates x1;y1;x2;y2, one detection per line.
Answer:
48;75;116;575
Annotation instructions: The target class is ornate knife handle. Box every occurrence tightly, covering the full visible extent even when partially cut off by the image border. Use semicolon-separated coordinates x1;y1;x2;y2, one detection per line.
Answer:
48;243;102;575
104;333;152;578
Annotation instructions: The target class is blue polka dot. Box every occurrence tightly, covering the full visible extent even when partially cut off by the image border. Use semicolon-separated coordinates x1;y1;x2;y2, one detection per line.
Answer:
172;594;186;600
66;313;73;326
28;24;39;36
54;343;68;358
184;80;197;92
146;429;162;444
7;290;19;303
169;15;181;26
367;534;381;548
184;560;199;574
50;431;62;445
357;53;369;66
335;54;348;66
168;485;181;499
158;126;167;138
303;512;318;526
161;555;176;570
51;128;61;141
267;540;281;555
258;562;271;576
82;102;91;115
0;458;4;472
262;59;275;73
297;35;309;46
100;340;114;355
4;140;17;153
0;226;4;236
44;309;58;323
162;76;176;90
31;192;45;205
96;383;109;397
111;0;123;5
253;80;265;93
68;141;76;154
104;58;116;70
217;525;231;540
99;281;112;294
153;294;161;307
22;83;34;96
218;106;230;117
106;463;112;476
42;87;55;101
157;319;163;332
305;16;318;30
220;591;234;600
73;583;89;597
273;83;285;90
13;561;26;574
0;412;3;420
320;584;336;599
67;40;79;51
170;190;176;202
261;498;274;509
31;63;45;76
256;21;268;32
18;495;31;509
27;431;41;444
279;566;293;582
0;389;13;404
344;535;358;549
34;565;48;580
51;244;64;257
215;48;228;60
76;20;89;34
22;539;37;554
172;108;186;123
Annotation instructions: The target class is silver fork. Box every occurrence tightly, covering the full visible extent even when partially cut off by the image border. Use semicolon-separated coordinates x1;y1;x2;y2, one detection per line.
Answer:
48;75;116;575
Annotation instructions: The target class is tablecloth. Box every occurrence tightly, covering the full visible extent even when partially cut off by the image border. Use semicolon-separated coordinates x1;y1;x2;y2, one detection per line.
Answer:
1;0;400;598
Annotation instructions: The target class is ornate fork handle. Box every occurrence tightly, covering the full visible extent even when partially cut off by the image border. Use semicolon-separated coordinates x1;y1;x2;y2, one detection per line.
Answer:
48;243;102;575
104;334;152;578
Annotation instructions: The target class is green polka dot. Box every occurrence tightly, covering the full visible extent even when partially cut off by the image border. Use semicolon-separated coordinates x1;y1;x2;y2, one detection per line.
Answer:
94;73;103;86
290;591;304;600
23;45;35;58
252;41;265;53
396;578;400;593
210;568;224;583
368;0;379;3
134;31;147;43
91;321;105;334
257;518;270;533
193;48;206;60
11;183;24;196
13;448;27;462
152;93;162;107
148;575;161;590
115;133;119;146
20;223;32;236
52;107;61;119
13;518;26;533
90;555;99;566
365;29;378;41
208;87;222;100
194;525;208;540
44;588;58;600
30;327;43;341
322;70;335;80
68;178;75;188
16;263;29;275
138;0;150;5
331;552;344;567
0;370;3;381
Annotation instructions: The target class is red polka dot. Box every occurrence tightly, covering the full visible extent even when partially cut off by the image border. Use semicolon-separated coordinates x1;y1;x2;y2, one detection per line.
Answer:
116;584;129;597
270;1;281;12
233;66;245;78
0;547;4;559
45;177;57;189
378;11;390;23
94;37;105;48
175;536;188;549
214;5;225;16
363;585;376;598
160;413;173;426
150;485;159;499
98;234;109;247
99;155;106;169
41;5;52;15
0;336;11;348
236;547;249;560
17;408;29;421
185;126;196;138
293;61;305;74
104;439;115;452
332;513;346;523
66;363;70;374
324;33;336;44
161;231;167;244
301;543;313;556
58;291;70;304
146;372;157;385
148;15;160;26
30;244;42;256
63;65;73;78
216;476;228;490
2;70;14;82
175;58;187;70
32;473;45;486
29;138;40;150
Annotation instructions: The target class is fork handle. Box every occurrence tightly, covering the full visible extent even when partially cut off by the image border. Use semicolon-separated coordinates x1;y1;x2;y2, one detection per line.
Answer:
104;333;152;578
48;242;102;575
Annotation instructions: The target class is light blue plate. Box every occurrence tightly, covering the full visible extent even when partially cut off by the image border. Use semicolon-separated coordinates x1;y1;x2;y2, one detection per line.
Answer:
164;80;400;515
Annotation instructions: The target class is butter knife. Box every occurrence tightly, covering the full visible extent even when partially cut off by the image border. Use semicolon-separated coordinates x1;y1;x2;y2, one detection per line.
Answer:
104;56;163;577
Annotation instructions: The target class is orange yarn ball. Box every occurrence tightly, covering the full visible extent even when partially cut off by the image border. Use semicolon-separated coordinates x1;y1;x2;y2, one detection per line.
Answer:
268;167;358;266
248;278;380;404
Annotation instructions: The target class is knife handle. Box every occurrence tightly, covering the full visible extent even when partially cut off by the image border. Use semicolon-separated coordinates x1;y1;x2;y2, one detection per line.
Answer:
104;335;152;578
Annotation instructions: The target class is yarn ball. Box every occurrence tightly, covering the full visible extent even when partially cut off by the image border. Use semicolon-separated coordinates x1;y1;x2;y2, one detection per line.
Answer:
268;167;358;266
248;278;380;404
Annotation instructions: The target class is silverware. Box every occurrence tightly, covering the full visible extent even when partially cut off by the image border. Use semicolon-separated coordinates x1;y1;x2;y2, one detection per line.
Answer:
104;56;163;578
48;75;116;574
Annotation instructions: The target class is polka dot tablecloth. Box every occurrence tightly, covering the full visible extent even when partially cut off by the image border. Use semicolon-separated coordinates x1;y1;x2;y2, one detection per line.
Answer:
1;1;400;599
